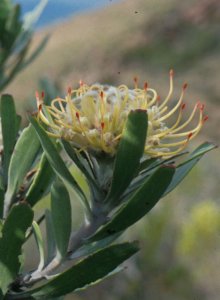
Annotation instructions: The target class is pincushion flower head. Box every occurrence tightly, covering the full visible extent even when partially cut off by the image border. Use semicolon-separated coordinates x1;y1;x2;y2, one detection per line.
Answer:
36;70;207;157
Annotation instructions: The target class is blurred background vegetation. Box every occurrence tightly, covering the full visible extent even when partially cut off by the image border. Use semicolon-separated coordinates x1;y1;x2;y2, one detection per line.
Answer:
1;0;220;299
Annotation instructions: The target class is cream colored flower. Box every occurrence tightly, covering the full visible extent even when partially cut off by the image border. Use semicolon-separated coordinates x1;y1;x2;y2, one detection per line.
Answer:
36;71;207;157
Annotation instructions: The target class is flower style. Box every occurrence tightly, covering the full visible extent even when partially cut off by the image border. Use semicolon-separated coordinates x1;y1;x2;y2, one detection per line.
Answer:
36;71;207;157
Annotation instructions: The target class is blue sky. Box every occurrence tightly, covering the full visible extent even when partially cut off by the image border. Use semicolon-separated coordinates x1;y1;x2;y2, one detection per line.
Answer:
17;0;121;28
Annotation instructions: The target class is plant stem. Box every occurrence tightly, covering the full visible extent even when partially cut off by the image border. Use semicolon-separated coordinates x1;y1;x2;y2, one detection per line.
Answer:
19;210;108;287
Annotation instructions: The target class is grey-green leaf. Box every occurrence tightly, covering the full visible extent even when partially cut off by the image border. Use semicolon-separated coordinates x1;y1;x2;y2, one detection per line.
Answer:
90;166;175;241
106;110;148;207
29;117;87;209
32;221;45;272
164;142;216;196
45;209;56;264
21;242;139;299
26;154;55;207
62;140;95;183
0;94;18;182
51;179;72;259
4;124;41;216
62;140;101;199
0;203;33;294
0;188;5;219
70;232;122;260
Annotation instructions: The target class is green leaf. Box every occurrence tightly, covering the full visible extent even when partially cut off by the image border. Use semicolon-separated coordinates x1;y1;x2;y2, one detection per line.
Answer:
0;189;5;219
0;40;30;91
26;154;55;207
0;203;33;294
62;140;95;183
138;157;159;173
121;152;186;204
4;124;41;216
21;242;139;299
45;210;56;264
70;232;121;260
0;0;12;18
6;4;21;37
164;142;216;196
0;94;18;182
62;140;101;199
32;221;45;272
15;114;22;134
0;219;3;235
138;151;186;174
29;117;89;213
106;110;148;207
51;179;72;259
90;166;175;241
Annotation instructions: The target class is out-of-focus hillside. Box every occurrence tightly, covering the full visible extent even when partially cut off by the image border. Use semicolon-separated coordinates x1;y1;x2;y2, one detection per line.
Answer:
6;0;220;141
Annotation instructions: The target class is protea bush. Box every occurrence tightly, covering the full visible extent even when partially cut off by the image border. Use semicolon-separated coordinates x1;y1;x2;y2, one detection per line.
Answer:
0;72;215;299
